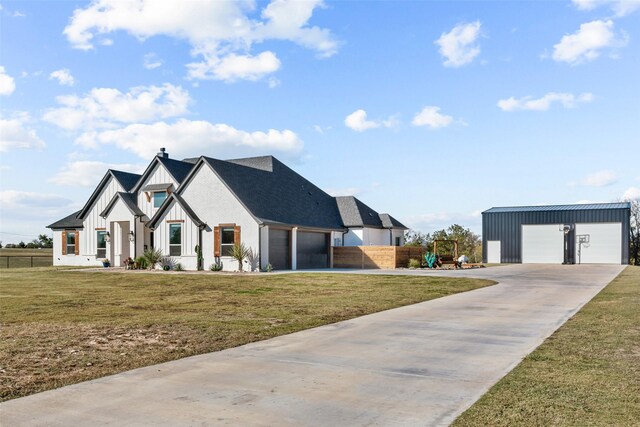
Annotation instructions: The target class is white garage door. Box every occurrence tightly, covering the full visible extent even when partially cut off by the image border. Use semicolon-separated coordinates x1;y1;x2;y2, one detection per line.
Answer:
575;223;622;264
522;224;564;264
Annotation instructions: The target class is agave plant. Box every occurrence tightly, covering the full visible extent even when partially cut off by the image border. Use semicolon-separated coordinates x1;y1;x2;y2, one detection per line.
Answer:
143;248;164;270
231;243;250;272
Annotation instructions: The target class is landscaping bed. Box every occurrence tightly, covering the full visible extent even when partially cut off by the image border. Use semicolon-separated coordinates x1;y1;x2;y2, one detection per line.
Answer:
0;268;494;401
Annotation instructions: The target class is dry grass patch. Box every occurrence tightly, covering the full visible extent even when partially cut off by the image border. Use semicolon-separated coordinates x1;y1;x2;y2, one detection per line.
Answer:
453;266;640;427
0;268;494;401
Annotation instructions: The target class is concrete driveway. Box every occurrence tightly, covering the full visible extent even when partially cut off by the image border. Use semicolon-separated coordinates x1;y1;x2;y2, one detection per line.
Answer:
0;264;624;426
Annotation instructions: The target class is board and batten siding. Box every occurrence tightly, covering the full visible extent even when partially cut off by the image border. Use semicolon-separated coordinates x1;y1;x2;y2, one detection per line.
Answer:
154;200;199;269
137;163;180;219
180;162;259;271
82;176;123;258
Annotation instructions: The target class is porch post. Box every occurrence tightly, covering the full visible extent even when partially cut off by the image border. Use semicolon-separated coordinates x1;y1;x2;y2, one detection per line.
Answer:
291;227;298;270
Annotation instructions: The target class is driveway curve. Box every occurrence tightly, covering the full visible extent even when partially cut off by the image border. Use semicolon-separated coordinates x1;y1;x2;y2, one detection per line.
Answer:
0;264;624;426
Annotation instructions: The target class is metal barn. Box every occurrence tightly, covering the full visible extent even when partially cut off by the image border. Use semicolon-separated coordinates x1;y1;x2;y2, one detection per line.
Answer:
482;203;630;264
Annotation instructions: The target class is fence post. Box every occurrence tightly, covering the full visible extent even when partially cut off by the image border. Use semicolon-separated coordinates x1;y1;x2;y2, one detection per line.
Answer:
31;256;33;267
6;257;8;269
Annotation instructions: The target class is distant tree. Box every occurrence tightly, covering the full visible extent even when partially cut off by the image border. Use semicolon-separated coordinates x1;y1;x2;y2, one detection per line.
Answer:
431;224;482;262
403;230;432;249
17;241;26;248
629;200;639;266
26;240;40;249
38;234;53;248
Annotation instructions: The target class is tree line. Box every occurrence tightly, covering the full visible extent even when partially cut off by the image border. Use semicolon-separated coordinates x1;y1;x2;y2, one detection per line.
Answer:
404;224;482;263
0;234;53;249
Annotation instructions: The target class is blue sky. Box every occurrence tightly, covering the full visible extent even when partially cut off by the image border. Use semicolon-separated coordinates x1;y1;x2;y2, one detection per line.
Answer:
1;0;639;243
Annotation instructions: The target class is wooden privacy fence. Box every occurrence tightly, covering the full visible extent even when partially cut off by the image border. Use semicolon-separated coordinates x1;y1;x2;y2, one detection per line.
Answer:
332;246;425;269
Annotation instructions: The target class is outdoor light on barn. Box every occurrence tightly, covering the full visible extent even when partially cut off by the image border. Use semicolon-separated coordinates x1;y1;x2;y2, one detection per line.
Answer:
482;203;631;265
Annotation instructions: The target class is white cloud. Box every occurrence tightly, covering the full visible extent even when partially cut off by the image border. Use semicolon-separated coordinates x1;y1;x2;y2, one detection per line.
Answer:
345;109;379;132
42;83;190;130
189;51;282;82
572;0;640;17
622;186;640;200
435;21;481;67
344;109;398;132
49;161;145;187
74;119;304;160
584;170;618;186
497;92;594;111
49;68;75;86
325;187;361;197
552;20;627;65
143;53;163;70
63;0;337;83
0;114;46;152
412;106;454;129
406;210;482;233
0;66;16;95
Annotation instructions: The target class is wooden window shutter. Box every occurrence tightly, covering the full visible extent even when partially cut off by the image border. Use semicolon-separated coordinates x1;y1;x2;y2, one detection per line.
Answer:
74;231;80;255
213;226;220;257
234;225;241;245
61;231;67;255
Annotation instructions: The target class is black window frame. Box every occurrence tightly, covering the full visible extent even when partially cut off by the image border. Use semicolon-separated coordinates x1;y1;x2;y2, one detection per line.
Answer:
169;223;182;256
66;231;76;255
221;227;235;256
153;191;167;208
97;230;107;258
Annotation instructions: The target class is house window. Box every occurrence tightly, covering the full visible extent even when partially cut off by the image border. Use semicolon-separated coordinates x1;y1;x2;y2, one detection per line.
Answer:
153;191;167;208
169;223;182;256
66;231;76;255
395;236;401;246
221;227;235;256
97;231;107;258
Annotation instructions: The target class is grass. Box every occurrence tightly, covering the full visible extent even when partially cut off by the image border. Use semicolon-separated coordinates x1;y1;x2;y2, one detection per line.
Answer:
453;266;640;427
0;268;494;401
0;248;53;269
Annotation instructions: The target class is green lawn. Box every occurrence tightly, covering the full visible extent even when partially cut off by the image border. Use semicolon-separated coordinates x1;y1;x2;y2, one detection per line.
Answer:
0;248;53;269
453;266;640;426
0;268;494;401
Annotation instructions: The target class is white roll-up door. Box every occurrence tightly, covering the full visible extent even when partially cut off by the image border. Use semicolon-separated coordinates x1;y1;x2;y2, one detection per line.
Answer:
522;224;564;263
575;223;622;264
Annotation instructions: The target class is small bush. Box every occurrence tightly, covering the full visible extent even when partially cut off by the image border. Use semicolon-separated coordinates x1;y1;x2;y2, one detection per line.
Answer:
134;256;148;270
159;257;176;271
210;261;223;271
174;263;184;271
143;248;163;270
408;258;421;269
265;263;273;272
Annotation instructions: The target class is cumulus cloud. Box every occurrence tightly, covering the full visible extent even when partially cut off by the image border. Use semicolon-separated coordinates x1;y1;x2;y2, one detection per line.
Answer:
49;68;75;86
552;20;627;65
0;114;46;152
412;106;454;129
49;160;146;187
63;0;337;83
143;53;163;70
622;186;640;200
497;92;593;111
572;0;640;17
0;66;16;95
74;119;304;160
435;21;481;67
344;109;398;132
584;170;618;186
42;83;190;130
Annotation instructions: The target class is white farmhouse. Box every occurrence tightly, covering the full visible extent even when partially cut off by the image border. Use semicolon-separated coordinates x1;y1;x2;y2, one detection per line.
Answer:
48;149;407;271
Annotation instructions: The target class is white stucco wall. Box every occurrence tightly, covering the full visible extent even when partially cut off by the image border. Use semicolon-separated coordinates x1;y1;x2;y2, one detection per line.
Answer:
180;163;260;271
344;229;363;246
342;228;404;246
52;229;101;266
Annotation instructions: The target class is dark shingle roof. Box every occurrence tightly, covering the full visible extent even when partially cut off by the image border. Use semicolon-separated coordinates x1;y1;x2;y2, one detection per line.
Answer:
335;196;383;228
202;156;345;230
157;157;195;184
379;213;408;229
484;202;631;214
47;210;83;229
110;170;141;192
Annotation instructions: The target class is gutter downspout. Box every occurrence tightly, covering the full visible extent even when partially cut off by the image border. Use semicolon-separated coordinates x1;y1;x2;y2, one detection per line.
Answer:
258;224;264;271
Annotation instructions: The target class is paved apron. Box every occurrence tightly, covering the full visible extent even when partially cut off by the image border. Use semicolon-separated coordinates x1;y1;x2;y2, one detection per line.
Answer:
0;264;624;426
